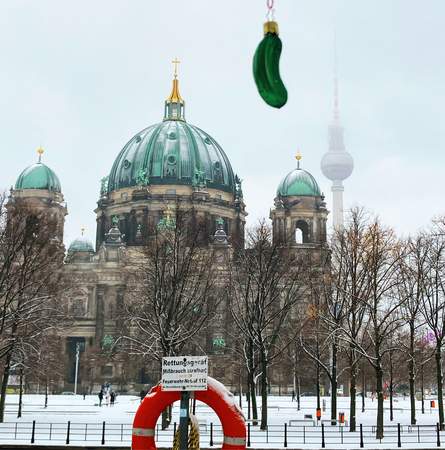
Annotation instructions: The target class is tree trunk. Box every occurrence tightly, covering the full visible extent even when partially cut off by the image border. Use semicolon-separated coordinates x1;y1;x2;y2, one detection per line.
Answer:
248;369;258;425
389;352;394;422
375;361;384;439
316;361;321;412
421;364;425;414
17;367;23;418
44;379;48;408
294;347;301;411
361;368;365;413
238;372;242;408
349;354;357;432
260;356;268;430
331;340;338;424
409;322;416;425
436;345;444;430
0;350;13;423
296;372;301;412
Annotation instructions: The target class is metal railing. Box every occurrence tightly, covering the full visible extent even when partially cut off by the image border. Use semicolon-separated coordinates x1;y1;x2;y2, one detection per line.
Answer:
0;420;443;447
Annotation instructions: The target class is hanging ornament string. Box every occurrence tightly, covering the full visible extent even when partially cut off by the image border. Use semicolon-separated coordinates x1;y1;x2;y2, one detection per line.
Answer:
266;0;275;21
252;0;288;108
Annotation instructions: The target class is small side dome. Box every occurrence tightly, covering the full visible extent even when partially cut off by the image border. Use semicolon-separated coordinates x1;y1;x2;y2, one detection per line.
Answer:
15;148;62;192
68;236;95;254
277;153;321;197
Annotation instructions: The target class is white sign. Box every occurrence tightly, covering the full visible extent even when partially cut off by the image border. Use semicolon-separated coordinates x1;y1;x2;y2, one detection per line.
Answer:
161;356;208;391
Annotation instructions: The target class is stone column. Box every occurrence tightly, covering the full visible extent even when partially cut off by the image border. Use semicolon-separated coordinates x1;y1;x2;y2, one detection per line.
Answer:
95;285;106;346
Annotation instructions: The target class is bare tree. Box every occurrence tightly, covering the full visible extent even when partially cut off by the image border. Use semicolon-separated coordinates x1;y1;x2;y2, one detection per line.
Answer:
331;208;370;432
0;195;68;421
397;233;430;425
421;224;445;429
26;333;65;407
300;250;348;425
354;219;405;439
229;220;309;429
120;207;221;362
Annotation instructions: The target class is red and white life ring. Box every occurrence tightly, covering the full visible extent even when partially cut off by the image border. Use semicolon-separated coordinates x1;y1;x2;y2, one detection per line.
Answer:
132;377;246;450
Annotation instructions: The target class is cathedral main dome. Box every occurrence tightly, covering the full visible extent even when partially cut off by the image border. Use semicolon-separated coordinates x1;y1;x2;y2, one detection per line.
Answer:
107;121;235;194
107;76;235;194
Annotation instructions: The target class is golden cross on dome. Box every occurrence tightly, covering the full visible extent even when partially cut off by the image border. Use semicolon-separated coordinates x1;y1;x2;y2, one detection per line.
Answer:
81;227;85;236
37;146;44;163
172;57;180;79
295;150;302;169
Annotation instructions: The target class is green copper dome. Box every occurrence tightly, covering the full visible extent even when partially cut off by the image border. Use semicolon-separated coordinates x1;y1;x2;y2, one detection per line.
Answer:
277;167;321;197
15;161;61;193
107;77;235;194
68;237;94;254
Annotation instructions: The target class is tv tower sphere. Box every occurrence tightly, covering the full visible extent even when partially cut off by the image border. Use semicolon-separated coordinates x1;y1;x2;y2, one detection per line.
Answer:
321;147;353;182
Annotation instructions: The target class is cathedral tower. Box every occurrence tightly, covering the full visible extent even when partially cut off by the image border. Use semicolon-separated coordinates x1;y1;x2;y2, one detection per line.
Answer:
271;153;328;246
9;148;67;243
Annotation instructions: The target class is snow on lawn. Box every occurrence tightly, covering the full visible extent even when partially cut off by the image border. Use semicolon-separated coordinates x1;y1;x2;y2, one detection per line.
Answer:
0;393;443;447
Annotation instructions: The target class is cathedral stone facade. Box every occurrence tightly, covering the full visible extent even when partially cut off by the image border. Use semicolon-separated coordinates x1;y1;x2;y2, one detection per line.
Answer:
9;75;328;393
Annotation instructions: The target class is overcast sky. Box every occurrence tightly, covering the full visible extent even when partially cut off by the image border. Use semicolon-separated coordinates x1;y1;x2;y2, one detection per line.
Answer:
1;0;444;247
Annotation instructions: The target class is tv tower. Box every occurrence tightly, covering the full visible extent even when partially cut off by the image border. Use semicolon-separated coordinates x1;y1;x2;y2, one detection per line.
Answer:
321;48;353;229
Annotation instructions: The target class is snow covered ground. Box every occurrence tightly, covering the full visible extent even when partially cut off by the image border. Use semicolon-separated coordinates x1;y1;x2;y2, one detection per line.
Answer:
0;393;443;447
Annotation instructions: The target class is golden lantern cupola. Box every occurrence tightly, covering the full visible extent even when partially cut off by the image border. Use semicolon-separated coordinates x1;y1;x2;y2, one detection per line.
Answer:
164;58;185;121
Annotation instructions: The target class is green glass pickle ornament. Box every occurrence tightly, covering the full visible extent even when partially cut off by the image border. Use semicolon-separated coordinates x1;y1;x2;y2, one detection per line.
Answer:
253;21;288;108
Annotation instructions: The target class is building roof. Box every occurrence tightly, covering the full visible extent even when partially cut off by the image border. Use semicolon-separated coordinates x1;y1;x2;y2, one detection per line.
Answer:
67;237;95;254
15;153;61;193
277;154;321;197
107;76;236;194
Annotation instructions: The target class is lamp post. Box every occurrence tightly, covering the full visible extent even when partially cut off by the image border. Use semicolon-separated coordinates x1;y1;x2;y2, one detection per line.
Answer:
74;343;80;395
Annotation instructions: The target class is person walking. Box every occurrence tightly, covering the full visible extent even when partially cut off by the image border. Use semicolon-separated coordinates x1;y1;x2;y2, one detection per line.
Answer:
110;391;116;406
140;389;146;403
292;390;296;402
105;390;111;406
98;390;103;407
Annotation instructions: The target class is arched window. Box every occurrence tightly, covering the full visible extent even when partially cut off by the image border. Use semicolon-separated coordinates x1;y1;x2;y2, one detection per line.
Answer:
295;228;303;244
295;220;310;244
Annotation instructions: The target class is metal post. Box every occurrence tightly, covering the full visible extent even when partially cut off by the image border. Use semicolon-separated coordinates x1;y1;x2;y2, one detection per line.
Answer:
210;422;213;446
360;424;364;448
284;423;287;447
66;421;71;445
417;425;420;443
74;343;80;395
173;421;177;439
437;423;441;447
101;421;106;445
266;425;269;443
247;423;251;447
247;393;251;420
179;391;190;450
397;423;401;447
321;422;325;448
31;420;35;444
303;426;306;444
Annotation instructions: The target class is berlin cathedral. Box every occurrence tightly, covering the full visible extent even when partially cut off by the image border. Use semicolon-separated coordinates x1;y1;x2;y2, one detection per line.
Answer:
9;71;329;394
